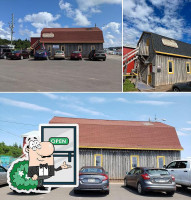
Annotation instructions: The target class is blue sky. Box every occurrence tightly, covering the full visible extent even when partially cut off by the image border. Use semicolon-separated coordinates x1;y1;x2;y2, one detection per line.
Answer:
0;93;191;159
123;0;191;47
0;0;121;47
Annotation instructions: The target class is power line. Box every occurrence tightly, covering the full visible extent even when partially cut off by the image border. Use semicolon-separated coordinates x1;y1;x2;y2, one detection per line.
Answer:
0;128;21;138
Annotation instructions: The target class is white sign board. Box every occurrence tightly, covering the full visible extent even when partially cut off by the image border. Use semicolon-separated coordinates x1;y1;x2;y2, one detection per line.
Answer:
42;33;54;38
40;124;79;187
162;38;178;48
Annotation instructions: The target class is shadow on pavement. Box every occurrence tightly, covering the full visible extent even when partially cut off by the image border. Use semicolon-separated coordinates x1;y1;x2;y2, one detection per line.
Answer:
121;185;173;198
176;186;191;197
69;188;108;198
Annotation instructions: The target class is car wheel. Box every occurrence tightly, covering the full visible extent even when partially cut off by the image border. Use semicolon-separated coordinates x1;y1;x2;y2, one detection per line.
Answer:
105;190;109;195
181;185;188;190
173;87;180;92
124;179;128;187
137;182;145;195
21;56;23;60
166;191;175;196
103;58;106;61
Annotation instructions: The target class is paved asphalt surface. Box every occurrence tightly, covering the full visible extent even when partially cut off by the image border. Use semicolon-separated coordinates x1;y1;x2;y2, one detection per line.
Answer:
0;184;191;200
0;55;122;92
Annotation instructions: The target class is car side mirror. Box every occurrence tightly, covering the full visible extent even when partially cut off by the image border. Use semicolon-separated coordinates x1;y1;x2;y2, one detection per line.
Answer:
163;165;166;169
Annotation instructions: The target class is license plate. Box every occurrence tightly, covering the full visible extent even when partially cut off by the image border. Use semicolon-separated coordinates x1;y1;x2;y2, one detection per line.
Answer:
155;179;167;183
88;179;95;183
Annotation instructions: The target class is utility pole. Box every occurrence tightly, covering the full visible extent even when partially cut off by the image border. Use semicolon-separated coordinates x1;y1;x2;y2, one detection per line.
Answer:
9;13;14;45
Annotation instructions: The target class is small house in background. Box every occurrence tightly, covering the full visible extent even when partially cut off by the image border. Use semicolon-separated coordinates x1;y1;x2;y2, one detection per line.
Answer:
21;117;183;179
136;32;191;87
30;27;104;57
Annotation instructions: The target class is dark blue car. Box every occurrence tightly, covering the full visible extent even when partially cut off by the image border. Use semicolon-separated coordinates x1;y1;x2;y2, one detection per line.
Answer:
34;50;50;60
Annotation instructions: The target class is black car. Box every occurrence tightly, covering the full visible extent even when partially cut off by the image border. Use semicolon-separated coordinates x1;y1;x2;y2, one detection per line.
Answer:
89;50;106;61
172;81;191;92
124;167;176;196
74;166;109;194
0;46;12;59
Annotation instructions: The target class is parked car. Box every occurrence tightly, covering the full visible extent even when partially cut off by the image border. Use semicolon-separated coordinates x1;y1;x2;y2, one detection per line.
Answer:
53;50;65;59
0;166;7;185
89;50;106;61
8;50;29;60
74;166;109;194
0;48;12;59
34;50;50;60
124;167;176;196
70;51;82;60
172;81;191;92
165;159;191;189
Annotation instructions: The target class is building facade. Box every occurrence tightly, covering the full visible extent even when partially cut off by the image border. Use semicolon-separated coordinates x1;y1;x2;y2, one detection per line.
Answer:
137;32;191;87
30;27;104;58
49;117;183;180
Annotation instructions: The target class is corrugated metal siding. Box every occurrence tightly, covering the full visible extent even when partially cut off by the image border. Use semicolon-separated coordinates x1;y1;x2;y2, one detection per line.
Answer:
79;149;181;180
155;54;191;86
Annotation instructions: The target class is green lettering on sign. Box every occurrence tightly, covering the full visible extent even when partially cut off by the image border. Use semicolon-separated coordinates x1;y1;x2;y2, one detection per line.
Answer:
49;137;69;145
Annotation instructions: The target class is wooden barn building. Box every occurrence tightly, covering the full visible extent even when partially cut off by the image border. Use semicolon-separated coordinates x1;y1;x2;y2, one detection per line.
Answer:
30;27;104;57
49;117;183;180
133;32;191;87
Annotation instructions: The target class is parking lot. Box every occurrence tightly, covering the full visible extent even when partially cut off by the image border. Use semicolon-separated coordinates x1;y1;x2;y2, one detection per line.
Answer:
0;55;122;92
0;184;191;200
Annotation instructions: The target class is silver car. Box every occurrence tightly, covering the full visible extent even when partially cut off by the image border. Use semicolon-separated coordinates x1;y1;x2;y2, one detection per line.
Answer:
165;159;191;189
53;50;65;59
74;166;109;194
0;166;7;185
124;167;176;196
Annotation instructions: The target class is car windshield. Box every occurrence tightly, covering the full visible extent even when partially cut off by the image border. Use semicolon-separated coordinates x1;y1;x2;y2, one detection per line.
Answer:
96;50;104;53
80;168;103;173
36;50;45;53
55;51;63;53
146;169;169;175
73;51;80;53
13;51;20;53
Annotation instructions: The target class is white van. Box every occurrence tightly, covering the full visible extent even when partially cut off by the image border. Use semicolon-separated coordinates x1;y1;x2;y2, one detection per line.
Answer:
165;159;191;188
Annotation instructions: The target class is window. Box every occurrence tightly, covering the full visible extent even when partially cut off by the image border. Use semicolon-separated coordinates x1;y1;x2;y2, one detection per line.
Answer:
177;161;187;168
186;62;190;73
91;45;95;50
168;60;174;74
130;155;139;169
47;45;51;51
0;166;7;172
94;154;103;167
61;45;65;52
78;45;82;52
166;161;177;169
157;156;165;168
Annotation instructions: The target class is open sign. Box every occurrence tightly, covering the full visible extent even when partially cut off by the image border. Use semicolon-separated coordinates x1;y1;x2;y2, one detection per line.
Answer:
49;137;69;145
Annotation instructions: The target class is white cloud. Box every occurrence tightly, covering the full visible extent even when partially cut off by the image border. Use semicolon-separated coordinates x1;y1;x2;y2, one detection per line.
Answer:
76;0;121;12
102;22;121;34
123;0;186;46
115;98;129;103
19;12;61;37
0;21;11;40
177;131;189;136
59;0;90;26
43;93;59;100
135;100;174;105
0;97;76;117
89;97;106;103
180;128;191;131
187;121;191;124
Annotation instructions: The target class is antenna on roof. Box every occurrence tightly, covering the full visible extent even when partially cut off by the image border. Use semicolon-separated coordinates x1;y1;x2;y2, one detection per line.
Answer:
95;23;96;28
154;114;157;122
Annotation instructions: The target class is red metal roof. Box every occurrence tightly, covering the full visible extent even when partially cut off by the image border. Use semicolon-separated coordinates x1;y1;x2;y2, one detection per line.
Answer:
49;117;183;150
40;27;104;44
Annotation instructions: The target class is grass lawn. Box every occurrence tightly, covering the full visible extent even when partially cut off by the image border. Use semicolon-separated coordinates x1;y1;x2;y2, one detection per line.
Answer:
123;78;139;92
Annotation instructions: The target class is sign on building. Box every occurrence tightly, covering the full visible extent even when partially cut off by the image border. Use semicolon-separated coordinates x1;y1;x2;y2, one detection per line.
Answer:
42;33;54;38
162;38;178;48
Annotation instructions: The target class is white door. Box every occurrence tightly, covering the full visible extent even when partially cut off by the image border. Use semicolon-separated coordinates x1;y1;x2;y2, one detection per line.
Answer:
176;161;190;186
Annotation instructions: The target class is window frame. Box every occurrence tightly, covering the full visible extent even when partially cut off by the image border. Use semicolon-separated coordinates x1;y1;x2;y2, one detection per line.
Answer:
186;62;191;74
168;60;174;74
130;155;139;169
157;156;165;168
61;45;65;52
78;45;82;52
94;154;103;167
